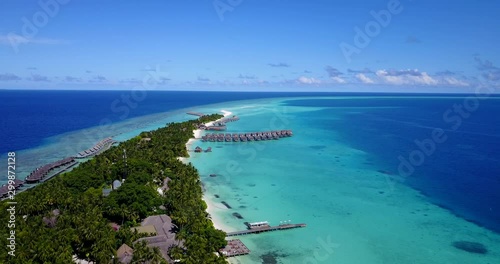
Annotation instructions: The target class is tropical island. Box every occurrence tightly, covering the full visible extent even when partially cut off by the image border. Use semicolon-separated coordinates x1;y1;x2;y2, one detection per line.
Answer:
0;114;228;264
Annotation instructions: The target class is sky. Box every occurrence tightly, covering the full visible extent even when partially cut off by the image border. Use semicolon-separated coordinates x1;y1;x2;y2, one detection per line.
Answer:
0;0;499;92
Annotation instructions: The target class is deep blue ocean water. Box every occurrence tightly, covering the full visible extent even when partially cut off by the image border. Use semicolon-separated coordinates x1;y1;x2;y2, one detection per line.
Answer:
285;96;500;233
1;90;499;236
0;90;326;154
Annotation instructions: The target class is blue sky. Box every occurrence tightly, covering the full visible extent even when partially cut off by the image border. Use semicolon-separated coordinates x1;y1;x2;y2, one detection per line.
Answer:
0;0;499;92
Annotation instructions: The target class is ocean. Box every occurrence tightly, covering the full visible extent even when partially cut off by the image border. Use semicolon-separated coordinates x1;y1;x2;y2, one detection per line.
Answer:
0;90;318;154
1;90;500;263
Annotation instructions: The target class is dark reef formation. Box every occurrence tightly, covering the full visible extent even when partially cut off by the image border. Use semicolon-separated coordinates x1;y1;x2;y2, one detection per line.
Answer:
232;212;243;219
260;251;289;264
452;241;488;254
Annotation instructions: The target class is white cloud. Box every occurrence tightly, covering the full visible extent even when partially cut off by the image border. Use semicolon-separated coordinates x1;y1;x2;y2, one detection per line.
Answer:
356;73;374;84
298;76;321;84
376;69;438;85
330;76;346;83
443;77;469;86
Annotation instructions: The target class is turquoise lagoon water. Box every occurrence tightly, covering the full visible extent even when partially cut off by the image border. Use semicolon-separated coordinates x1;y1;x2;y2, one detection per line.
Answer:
3;94;500;263
188;97;500;264
0;108;193;186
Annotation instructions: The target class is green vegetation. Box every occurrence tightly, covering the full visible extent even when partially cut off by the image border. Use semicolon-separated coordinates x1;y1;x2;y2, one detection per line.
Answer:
0;114;227;263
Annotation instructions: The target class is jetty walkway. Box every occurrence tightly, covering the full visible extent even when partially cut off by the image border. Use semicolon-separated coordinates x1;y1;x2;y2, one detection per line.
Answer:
226;221;306;237
199;115;240;131
220;221;305;258
187;111;205;117
213;116;240;126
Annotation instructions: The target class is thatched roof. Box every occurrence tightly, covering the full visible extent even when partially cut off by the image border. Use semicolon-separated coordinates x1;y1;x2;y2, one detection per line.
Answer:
116;243;133;264
134;214;182;263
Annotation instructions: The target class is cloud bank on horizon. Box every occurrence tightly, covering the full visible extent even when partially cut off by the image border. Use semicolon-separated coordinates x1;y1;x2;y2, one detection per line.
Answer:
0;0;498;92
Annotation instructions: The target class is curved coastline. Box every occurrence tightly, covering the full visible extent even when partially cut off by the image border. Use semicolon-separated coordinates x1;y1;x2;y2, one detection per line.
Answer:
0;100;265;186
184;96;500;264
1;112;228;263
180;109;237;233
2;94;500;263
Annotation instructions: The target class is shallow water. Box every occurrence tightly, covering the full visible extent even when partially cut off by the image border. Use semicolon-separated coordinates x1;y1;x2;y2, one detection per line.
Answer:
2;94;499;263
189;97;500;264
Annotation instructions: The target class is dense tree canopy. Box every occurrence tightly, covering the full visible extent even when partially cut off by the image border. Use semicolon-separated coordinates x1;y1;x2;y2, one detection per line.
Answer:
0;114;227;263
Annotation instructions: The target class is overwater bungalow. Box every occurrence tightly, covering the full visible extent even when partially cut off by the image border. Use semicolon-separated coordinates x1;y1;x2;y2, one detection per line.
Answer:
76;137;115;159
25;157;76;183
194;146;203;153
198;130;292;144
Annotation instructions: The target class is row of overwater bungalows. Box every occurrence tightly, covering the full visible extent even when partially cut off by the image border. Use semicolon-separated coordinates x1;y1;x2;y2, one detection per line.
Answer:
25;157;76;183
76;137;114;159
201;130;293;142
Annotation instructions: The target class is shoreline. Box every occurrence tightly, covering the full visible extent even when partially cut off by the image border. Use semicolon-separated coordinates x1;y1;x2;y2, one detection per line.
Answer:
180;110;236;233
5;95;500;263
2;113;229;263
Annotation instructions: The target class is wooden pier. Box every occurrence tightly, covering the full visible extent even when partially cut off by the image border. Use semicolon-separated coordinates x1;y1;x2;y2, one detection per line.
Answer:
198;115;240;131
213;116;240;126
226;222;306;237
187;111;205;117
204;125;227;131
201;130;293;142
219;239;250;257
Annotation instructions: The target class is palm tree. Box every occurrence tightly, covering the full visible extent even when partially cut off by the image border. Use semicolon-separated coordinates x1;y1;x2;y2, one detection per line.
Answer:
120;204;130;225
150;246;166;264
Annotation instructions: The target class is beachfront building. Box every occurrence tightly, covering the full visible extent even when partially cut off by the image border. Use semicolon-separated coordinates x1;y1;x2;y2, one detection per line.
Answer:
116;244;133;264
132;214;182;263
247;221;270;229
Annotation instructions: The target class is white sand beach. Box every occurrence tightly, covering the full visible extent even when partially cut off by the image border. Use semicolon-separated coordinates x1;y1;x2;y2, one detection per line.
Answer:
204;194;237;232
180;110;235;233
186;100;500;264
177;110;232;163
